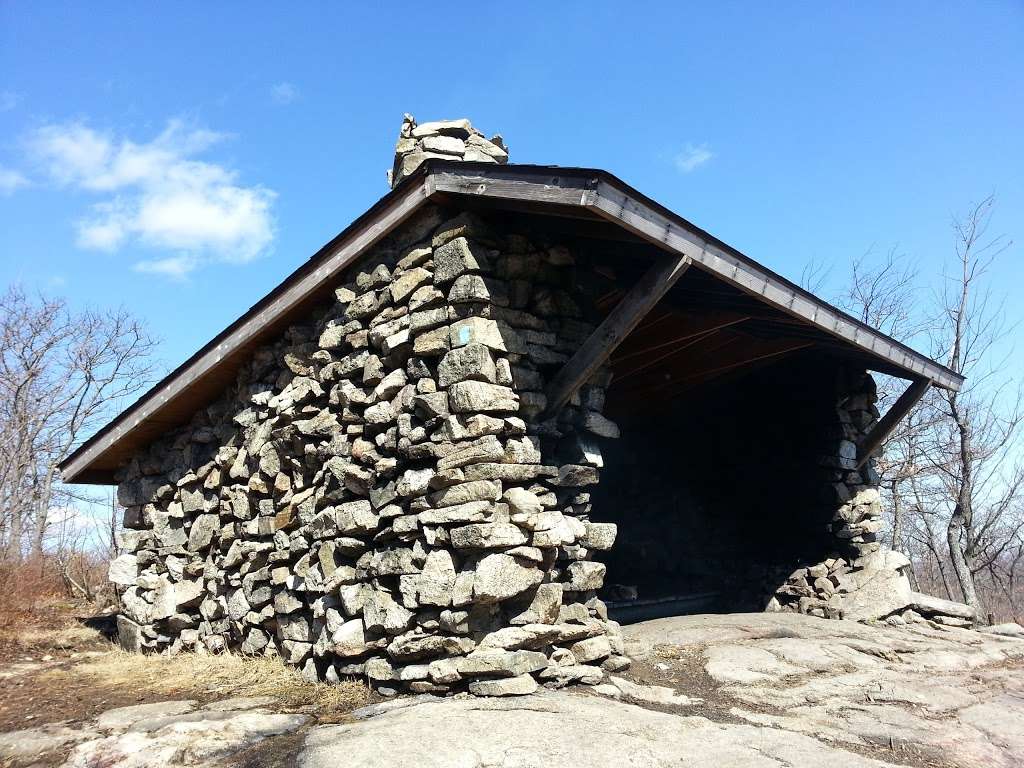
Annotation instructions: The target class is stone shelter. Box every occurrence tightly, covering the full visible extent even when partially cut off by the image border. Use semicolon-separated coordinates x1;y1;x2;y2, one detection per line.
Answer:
61;116;968;695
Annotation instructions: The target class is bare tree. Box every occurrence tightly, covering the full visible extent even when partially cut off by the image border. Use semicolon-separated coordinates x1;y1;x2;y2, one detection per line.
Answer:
0;285;158;571
922;196;1023;613
827;199;1023;619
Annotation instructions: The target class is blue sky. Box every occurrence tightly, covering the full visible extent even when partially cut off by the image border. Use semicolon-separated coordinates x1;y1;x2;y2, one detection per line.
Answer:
1;1;1021;381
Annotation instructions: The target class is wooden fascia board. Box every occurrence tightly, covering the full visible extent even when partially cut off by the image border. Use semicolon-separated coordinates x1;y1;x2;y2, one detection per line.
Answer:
59;175;432;484
429;166;599;208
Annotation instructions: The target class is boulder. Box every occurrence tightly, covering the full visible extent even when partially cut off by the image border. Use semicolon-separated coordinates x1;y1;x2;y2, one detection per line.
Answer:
448;317;506;352
455;650;547;677
836;566;913;621
473;553;543;603
467;674;538;697
509;583;563;625
564;562;607;591
331;619;370;657
447;381;518;413
363;588;414;635
437;343;497;388
108;554;139;586
390;267;432;304
187;514;219;551
433;238;486;285
417;550;457;607
450;523;527;550
503;487;543;517
909;591;976;621
428;480;501;507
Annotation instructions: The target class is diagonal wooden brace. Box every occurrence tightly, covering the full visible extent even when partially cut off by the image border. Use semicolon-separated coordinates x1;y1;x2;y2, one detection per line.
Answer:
544;252;692;416
855;377;931;469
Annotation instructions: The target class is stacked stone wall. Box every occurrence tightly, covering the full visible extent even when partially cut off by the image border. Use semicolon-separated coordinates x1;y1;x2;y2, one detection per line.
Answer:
770;368;892;618
111;201;631;695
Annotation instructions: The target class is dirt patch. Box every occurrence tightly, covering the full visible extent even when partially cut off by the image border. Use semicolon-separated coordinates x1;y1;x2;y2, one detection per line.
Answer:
0;600;113;667
621;642;751;723
221;725;313;768
0;608;131;733
0;655;195;733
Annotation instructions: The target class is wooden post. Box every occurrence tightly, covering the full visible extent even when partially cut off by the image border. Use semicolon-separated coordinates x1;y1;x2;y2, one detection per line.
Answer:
544;253;691;416
855;377;931;469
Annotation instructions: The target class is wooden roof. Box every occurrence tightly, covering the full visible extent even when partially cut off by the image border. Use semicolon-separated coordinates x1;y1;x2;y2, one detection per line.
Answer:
59;160;962;484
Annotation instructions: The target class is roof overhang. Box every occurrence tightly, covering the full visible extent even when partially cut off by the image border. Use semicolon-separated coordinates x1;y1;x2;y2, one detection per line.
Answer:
59;160;962;484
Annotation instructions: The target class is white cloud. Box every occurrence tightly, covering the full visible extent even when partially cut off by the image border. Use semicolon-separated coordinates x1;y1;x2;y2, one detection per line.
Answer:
0;91;21;112
0;165;29;195
27;120;276;273
270;82;299;105
673;143;714;174
133;254;200;279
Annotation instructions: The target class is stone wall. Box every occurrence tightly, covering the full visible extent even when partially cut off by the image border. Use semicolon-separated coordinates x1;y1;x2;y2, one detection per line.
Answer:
767;367;889;618
110;169;633;694
762;368;973;626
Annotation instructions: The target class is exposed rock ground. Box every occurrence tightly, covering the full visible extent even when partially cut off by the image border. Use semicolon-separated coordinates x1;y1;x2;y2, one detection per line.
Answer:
299;613;1024;768
622;613;1024;767
2;613;1022;767
0;696;308;767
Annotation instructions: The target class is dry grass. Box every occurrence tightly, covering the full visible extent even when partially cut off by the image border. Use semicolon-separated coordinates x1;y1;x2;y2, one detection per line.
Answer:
0;594;370;728
0;609;111;664
1;623;104;651
651;643;686;660
59;649;370;719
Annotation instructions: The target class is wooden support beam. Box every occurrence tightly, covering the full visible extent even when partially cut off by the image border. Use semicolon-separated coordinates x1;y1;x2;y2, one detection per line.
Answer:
544;253;692;415
855;377;931;469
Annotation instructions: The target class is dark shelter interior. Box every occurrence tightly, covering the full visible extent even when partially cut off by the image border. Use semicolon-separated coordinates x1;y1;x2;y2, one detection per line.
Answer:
593;352;845;621
571;254;877;623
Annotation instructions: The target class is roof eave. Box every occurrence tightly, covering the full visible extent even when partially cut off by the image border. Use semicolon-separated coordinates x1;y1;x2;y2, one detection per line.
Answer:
59;159;962;486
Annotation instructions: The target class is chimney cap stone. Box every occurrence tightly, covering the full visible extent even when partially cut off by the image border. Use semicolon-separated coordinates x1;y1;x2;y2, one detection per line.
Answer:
388;114;509;189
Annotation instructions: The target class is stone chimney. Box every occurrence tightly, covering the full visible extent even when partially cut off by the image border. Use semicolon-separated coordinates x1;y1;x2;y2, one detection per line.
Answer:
387;114;509;188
